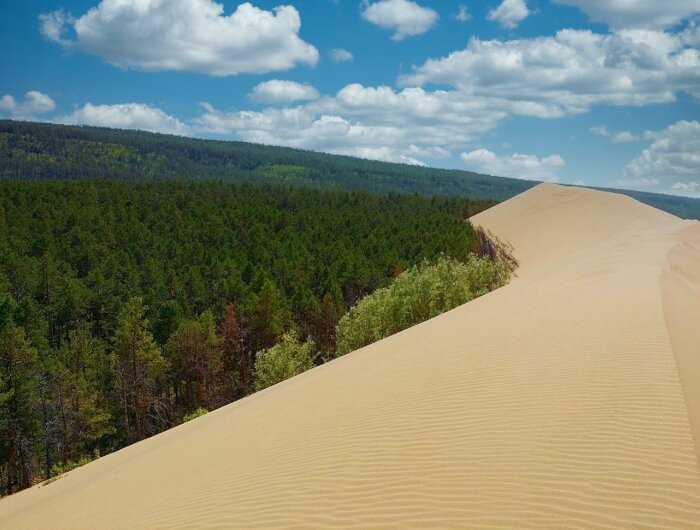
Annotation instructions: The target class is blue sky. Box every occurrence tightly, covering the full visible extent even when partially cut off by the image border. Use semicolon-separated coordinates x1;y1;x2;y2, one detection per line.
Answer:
1;0;699;195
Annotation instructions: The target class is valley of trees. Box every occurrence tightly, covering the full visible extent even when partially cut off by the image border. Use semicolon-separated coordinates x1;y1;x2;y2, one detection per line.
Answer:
0;179;498;495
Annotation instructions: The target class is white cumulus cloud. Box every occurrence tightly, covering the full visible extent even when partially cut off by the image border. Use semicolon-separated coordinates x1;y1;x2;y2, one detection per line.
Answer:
361;0;438;41
38;10;71;43
248;80;320;104
590;126;640;142
460;149;564;181
588;125;610;138
671;181;700;196
0;91;56;120
623;120;700;185
552;0;700;30
58;103;190;136
400;29;700;116
190;82;516;165
590;125;611;137
39;1;319;76
612;131;640;143
205;82;508;143
488;0;531;30
455;5;471;22
195;108;425;164
330;48;354;63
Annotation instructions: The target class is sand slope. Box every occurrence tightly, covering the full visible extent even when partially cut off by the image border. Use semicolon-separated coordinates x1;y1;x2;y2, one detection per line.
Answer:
2;183;700;529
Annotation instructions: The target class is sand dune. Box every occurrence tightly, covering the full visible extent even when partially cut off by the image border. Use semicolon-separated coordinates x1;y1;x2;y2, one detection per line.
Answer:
2;183;700;528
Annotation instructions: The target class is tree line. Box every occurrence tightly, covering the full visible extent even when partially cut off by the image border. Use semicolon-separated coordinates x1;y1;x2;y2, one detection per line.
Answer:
0;119;533;200
2;120;699;219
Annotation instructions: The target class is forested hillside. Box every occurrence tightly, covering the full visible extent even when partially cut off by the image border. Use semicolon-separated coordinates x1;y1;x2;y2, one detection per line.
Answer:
0;180;495;495
0;120;530;199
3;120;699;218
4;120;699;219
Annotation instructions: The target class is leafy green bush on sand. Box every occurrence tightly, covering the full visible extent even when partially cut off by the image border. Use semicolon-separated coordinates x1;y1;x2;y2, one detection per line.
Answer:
45;451;100;485
335;256;513;356
254;332;316;391
182;408;209;422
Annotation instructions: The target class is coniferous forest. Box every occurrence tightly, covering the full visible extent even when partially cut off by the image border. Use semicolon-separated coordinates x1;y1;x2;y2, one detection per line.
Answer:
0;178;495;495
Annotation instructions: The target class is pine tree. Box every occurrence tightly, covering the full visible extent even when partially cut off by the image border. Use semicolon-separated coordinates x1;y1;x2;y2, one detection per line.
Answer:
110;298;168;443
51;324;112;464
218;303;250;398
166;311;221;414
316;293;343;359
0;322;41;494
247;280;287;353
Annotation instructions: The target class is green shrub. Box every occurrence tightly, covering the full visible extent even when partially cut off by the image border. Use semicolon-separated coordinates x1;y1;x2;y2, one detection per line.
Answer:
254;332;316;391
335;255;511;356
183;408;209;423
47;451;100;484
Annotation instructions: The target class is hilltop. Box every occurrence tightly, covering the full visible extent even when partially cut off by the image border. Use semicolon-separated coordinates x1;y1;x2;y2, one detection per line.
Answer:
2;120;700;219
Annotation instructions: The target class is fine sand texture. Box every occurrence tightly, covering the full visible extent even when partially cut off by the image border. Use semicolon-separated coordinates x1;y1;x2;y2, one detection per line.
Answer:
2;183;699;528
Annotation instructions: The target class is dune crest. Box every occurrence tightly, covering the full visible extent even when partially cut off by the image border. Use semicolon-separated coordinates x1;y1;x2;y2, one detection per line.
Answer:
2;183;700;528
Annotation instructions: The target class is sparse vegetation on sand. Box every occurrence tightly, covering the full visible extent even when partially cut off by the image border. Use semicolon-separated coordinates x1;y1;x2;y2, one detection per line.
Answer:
254;332;316;391
335;255;514;356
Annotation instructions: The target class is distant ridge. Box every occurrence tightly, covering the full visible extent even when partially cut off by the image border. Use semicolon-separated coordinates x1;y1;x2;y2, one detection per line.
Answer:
2;119;700;219
2;183;700;528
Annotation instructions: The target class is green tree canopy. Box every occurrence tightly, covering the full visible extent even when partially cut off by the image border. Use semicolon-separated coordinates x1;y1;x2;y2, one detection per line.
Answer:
110;298;168;443
0;322;41;494
254;332;316;391
166;311;221;415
